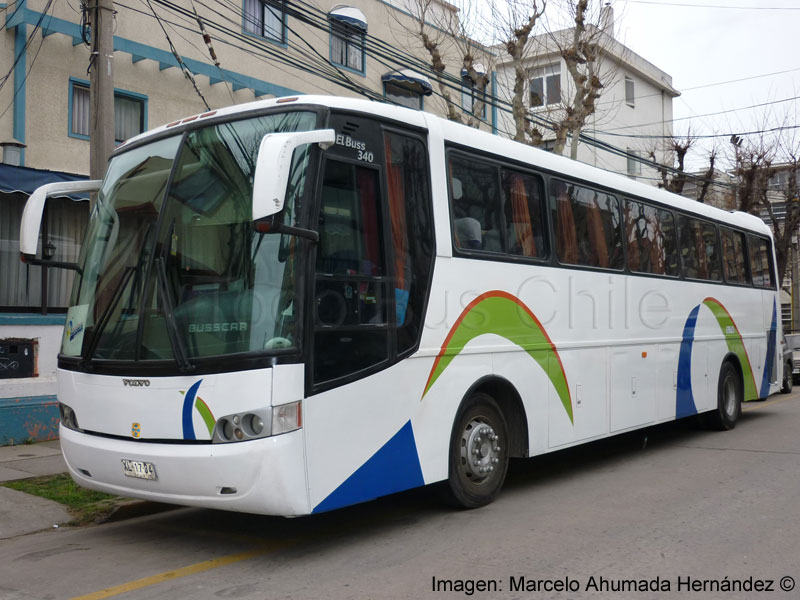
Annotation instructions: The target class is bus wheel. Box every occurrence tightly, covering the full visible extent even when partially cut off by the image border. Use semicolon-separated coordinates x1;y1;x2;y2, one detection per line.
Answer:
444;393;509;509
781;361;793;394
707;361;742;430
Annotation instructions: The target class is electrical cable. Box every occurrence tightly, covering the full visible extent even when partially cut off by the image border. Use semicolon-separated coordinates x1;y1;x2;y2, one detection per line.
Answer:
145;0;211;109
90;0;792;195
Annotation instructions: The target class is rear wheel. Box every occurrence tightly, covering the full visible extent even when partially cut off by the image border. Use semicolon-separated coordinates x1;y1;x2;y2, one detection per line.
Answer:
706;361;742;430
781;361;793;394
442;393;509;509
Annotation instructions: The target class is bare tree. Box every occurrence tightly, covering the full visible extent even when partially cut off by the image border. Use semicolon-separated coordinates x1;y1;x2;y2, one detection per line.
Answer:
550;0;609;158
493;0;547;144
393;0;620;146
731;133;800;285
390;0;493;128
647;133;718;204
491;0;620;157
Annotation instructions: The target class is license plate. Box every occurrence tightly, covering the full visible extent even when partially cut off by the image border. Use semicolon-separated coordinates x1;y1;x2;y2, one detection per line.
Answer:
121;459;157;481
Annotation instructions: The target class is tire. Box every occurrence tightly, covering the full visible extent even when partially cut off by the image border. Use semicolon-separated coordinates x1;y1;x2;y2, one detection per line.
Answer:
781;362;793;394
706;361;742;430
441;393;509;509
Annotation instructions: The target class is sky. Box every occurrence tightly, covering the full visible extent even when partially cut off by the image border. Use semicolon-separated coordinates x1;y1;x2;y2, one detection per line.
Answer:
611;0;800;168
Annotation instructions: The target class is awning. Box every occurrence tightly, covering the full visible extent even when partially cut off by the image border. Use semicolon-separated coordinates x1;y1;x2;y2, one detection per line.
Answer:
461;63;488;78
328;6;367;31
0;164;89;200
381;69;433;96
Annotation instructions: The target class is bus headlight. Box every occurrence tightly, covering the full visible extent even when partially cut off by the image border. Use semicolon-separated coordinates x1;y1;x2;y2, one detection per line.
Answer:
213;408;271;443
212;402;302;443
59;403;81;431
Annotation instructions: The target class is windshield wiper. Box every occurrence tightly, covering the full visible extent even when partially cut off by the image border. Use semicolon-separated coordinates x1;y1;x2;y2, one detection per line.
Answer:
155;256;195;373
81;265;135;369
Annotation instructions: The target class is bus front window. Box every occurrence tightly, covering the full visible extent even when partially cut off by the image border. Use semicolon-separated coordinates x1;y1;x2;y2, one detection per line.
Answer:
62;110;318;367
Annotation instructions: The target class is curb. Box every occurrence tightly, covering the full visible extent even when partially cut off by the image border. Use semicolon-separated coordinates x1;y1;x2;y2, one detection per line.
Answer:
101;500;179;524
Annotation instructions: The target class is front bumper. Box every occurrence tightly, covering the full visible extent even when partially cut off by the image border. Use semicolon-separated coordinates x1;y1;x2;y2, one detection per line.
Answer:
60;425;309;516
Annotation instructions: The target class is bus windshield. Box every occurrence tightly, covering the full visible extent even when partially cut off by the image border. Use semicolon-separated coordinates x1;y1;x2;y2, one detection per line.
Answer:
61;110;318;367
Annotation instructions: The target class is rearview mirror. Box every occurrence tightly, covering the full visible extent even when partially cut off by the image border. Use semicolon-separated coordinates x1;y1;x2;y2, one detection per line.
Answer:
252;129;335;221
20;179;102;268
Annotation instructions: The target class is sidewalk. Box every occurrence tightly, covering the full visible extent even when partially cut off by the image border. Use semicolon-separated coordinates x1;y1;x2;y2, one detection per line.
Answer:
0;440;66;482
0;440;177;537
0;440;71;539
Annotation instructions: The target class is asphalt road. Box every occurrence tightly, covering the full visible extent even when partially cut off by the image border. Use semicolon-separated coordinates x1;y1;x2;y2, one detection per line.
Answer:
1;393;799;600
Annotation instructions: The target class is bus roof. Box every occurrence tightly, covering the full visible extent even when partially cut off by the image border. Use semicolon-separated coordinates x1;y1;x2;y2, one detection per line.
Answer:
122;95;771;238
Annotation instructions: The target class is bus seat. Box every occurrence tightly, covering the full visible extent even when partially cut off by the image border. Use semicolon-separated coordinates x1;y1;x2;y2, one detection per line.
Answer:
455;217;481;250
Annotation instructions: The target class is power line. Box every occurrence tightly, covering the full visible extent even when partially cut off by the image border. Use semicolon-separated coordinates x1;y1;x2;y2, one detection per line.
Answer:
595;65;800;108
140;0;698;179
624;0;800;10
600;94;800;132
145;0;210;110
91;0;784;194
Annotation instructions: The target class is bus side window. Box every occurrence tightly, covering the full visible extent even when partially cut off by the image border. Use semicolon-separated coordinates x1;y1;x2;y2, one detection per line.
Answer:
721;227;748;284
749;235;774;289
384;132;434;356
551;179;623;269
679;216;721;281
448;154;503;253
501;169;546;258
624;199;679;277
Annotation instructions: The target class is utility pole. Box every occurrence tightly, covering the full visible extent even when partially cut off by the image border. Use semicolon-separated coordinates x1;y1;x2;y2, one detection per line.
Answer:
792;243;800;333
89;0;115;204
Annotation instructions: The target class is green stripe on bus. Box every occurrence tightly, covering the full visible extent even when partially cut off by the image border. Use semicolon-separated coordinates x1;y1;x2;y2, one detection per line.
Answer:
195;397;216;437
422;291;572;423
702;297;758;401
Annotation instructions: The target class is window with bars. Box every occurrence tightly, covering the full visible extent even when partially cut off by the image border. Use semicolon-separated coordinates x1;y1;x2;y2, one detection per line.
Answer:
70;80;146;143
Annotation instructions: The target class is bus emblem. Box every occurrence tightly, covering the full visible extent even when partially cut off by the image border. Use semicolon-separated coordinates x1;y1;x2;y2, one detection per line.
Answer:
131;423;141;438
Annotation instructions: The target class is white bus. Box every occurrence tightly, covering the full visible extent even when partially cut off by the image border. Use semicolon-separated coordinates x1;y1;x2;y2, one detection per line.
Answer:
20;96;781;515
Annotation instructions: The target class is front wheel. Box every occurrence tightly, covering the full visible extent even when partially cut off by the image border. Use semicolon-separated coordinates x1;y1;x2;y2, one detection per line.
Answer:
706;361;742;430
442;393;509;509
781;361;793;394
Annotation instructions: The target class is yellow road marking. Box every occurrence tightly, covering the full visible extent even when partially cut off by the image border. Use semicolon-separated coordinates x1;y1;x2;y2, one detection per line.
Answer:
743;395;795;413
71;543;286;600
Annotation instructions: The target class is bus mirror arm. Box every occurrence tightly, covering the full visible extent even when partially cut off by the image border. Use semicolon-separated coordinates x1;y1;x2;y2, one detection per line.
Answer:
19;179;102;268
20;254;83;274
254;217;319;244
252;129;335;222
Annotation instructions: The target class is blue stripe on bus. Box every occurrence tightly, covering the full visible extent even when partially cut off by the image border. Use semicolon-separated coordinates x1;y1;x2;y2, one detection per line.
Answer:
182;379;203;440
676;304;701;418
312;420;425;514
759;300;777;399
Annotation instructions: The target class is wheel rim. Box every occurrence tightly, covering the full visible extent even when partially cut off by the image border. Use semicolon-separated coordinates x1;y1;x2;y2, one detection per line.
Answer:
723;375;737;418
459;418;501;484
